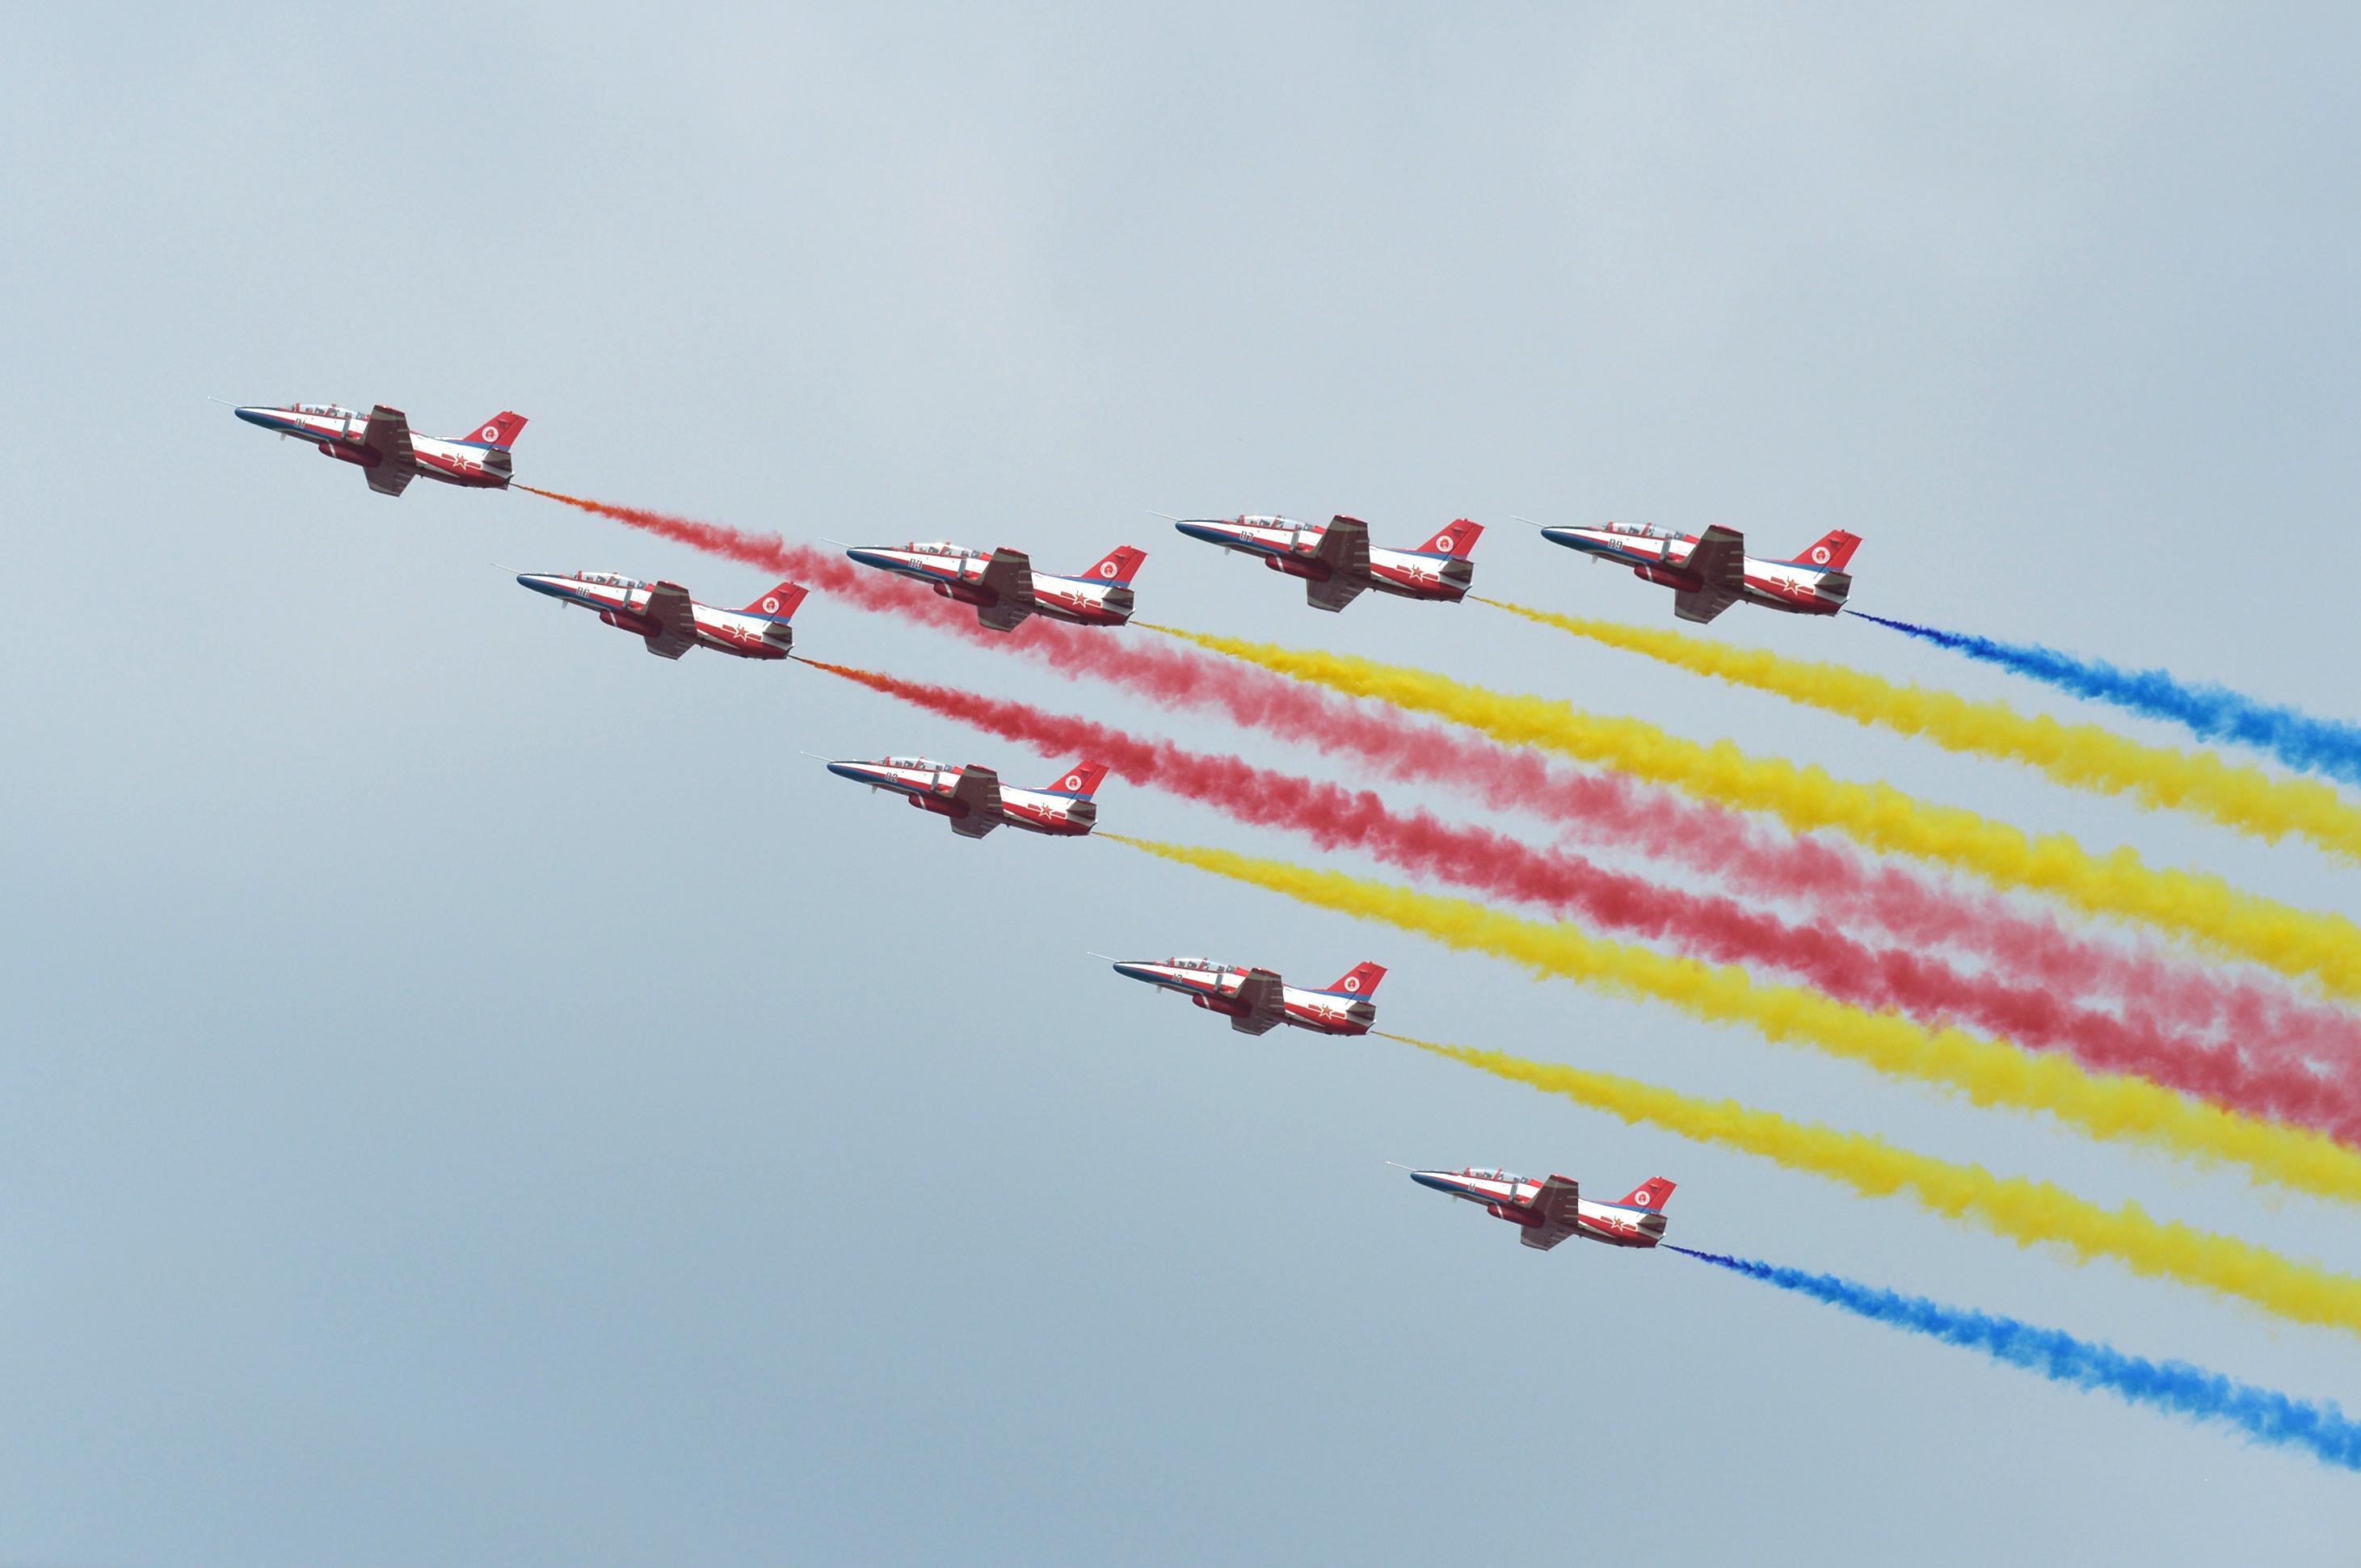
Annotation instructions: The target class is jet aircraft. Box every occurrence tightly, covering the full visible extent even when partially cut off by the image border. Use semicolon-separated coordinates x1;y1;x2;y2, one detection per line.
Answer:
826;756;1108;839
516;571;807;660
1404;1166;1676;1251
1397;1171;1681;1256
842;540;1147;633
1538;519;1860;624
234;401;527;497
1108;956;1385;1036
1172;515;1482;612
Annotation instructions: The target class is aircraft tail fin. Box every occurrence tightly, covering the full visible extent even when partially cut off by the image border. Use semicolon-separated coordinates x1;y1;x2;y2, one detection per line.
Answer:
1795;529;1860;571
1043;761;1110;799
1319;961;1387;998
1082;544;1148;586
1614;1178;1677;1211
741;582;809;623
1414;520;1483;557
467;411;529;450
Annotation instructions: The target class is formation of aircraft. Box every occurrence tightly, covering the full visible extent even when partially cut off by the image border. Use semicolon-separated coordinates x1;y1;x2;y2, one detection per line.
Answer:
1538;519;1861;624
234;401;527;497
232;400;1882;1262
1404;1166;1677;1251
514;571;808;660
842;540;1148;632
1106;956;1385;1036
824;756;1108;839
1172;515;1483;612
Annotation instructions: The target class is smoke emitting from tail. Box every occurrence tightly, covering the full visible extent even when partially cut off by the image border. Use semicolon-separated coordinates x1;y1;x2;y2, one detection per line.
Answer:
1138;623;2361;1003
1101;835;2361;1204
1665;1246;2361;1469
1481;598;2361;867
520;490;2361;1065
1374;1032;2361;1337
807;659;2361;1145
1853;611;2361;793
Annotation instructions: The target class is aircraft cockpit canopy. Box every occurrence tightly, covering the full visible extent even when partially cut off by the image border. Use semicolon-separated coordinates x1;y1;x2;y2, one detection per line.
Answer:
1603;520;1677;540
884;756;953;772
576;571;650;590
292;402;358;418
903;540;976;557
1165;956;1234;973
1464;1167;1524;1183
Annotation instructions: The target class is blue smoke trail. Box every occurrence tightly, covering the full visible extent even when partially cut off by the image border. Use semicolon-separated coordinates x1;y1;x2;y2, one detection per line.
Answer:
1665;1246;2361;1469
1849;611;2361;790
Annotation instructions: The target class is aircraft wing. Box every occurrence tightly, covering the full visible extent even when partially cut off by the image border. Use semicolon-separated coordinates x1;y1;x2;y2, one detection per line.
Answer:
1229;967;1287;1035
1306;515;1371;613
360;404;418;497
975;548;1037;633
1520;1175;1582;1251
947;764;1004;839
1673;525;1744;624
638;581;700;660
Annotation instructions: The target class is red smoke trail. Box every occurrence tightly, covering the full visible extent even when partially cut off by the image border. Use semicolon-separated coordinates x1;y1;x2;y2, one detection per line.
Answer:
522;486;2361;1068
801;657;2361;1143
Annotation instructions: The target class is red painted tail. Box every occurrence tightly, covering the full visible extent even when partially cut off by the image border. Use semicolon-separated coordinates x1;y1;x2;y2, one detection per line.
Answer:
1081;544;1148;586
1414;520;1482;557
1322;961;1387;998
1795;530;1860;571
466;411;528;450
741;581;808;622
1614;1178;1677;1210
1046;760;1110;798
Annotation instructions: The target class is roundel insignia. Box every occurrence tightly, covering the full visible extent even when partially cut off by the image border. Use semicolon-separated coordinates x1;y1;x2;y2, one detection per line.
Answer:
762;596;781;613
1343;975;1361;991
1099;561;1118;578
481;425;501;441
1633;1187;1654;1206
1811;545;1831;564
1063;775;1083;790
1437;534;1455;553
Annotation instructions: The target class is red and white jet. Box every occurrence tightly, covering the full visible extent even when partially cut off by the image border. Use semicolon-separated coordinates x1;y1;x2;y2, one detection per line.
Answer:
1108;956;1385;1036
825;756;1108;839
516;571;807;661
1405;1166;1677;1251
1172;515;1482;612
842;540;1147;633
1538;519;1860;624
234;401;527;497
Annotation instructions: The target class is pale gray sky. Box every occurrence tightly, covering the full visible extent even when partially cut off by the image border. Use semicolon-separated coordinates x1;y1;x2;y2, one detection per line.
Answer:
6;4;2360;1562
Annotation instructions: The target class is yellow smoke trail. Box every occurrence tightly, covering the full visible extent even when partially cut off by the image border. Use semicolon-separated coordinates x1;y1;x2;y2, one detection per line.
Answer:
1479;596;2361;866
1381;1032;2361;1338
1099;835;2361;1206
1134;624;2361;1002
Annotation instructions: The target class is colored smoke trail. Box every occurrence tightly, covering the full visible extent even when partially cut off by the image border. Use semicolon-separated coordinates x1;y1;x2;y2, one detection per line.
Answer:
1481;599;2361;867
806;660;2361;1143
1138;623;2361;1005
1101;835;2361;1204
516;490;2361;1065
1664;1246;2361;1469
516;486;912;612
1853;611;2361;793
1377;1032;2361;1338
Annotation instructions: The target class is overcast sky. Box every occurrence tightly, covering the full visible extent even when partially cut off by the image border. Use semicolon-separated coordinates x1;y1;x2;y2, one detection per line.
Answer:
7;4;2361;1562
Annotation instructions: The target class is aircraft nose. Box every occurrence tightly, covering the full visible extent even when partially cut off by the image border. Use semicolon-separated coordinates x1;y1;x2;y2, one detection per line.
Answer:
1408;1170;1453;1194
824;761;873;784
1538;528;1589;553
1110;961;1160;985
233;406;271;428
515;574;569;600
1174;521;1237;548
844;548;900;572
